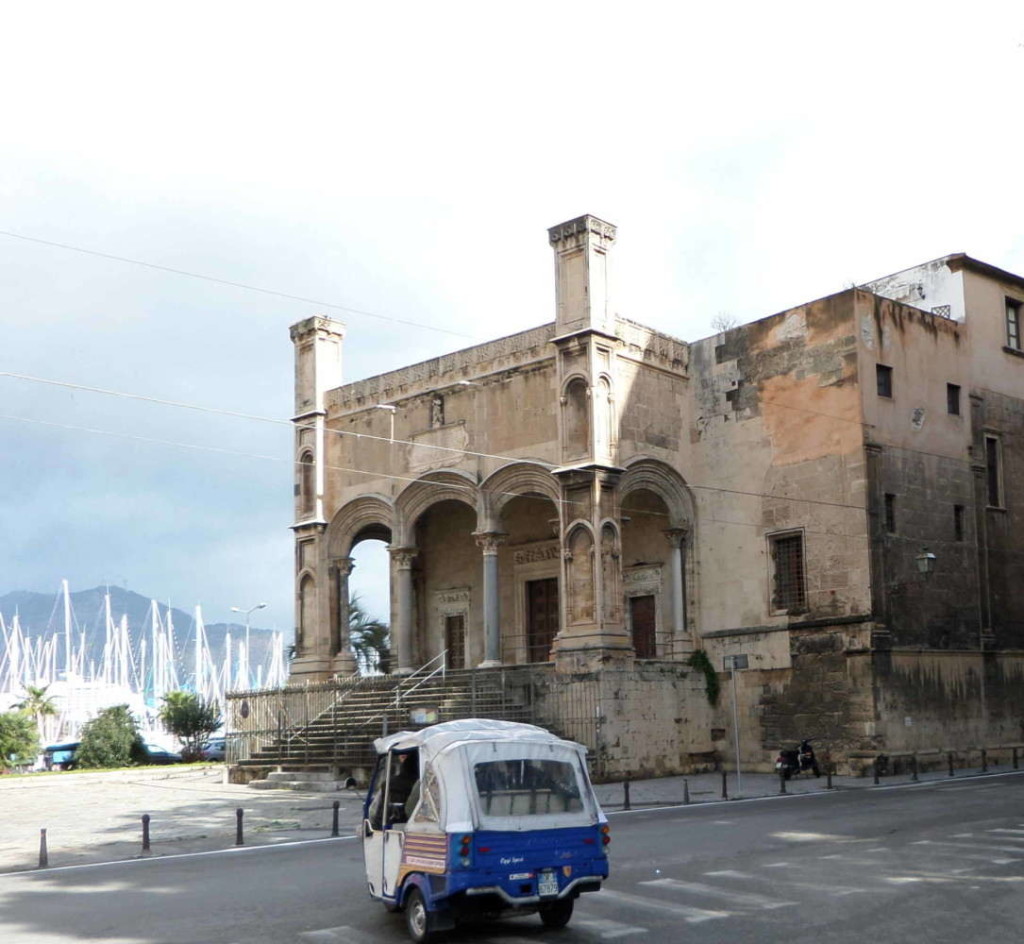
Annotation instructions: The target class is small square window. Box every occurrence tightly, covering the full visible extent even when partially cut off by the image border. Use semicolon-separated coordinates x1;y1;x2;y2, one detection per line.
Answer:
884;493;896;533
876;364;893;398
947;383;961;416
954;504;965;542
1007;299;1022;352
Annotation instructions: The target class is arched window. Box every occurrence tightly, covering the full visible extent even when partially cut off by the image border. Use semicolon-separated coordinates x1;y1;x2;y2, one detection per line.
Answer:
298;575;315;654
567;526;595;623
299;451;315;516
563;378;590;461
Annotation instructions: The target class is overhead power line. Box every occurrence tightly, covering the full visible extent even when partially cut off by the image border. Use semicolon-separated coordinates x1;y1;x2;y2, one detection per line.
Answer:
0;228;479;341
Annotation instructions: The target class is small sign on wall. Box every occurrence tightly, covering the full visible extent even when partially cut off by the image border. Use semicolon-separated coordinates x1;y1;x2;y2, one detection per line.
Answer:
410;707;439;725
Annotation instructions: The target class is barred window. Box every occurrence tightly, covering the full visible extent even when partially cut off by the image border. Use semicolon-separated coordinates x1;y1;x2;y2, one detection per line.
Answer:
986;435;1003;508
770;532;806;613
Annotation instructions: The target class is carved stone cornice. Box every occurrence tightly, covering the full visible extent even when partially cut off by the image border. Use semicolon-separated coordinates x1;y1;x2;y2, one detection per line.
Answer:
289;315;346;343
548;215;617;249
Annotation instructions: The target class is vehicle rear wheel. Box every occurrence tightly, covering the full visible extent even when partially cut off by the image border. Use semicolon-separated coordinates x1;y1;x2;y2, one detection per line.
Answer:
539;896;574;929
404;887;434;943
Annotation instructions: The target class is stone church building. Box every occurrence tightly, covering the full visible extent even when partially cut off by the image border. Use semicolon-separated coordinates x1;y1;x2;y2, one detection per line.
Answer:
285;216;1024;776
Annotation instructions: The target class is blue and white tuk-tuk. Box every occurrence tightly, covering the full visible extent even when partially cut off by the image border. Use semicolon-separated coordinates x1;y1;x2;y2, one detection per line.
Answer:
361;718;610;942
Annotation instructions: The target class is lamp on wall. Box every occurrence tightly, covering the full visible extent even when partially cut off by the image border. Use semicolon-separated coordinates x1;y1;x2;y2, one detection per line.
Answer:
915;547;937;578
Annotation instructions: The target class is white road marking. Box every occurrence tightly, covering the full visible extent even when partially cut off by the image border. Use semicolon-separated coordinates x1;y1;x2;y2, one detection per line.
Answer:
709;866;872;897
641;877;796;909
913;839;1024;855
988;829;1024;839
574;916;650;938
597;888;730;923
299;927;358;942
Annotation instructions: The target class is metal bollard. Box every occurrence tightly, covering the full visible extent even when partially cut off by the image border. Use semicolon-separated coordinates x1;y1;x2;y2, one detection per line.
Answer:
721;768;728;801
332;800;340;837
683;778;690;805
911;754;919;782
1014;747;1019;771
235;808;245;846
779;770;787;794
623;780;631;811
141;814;151;853
948;752;954;777
39;828;48;869
826;763;833;790
873;758;880;785
981;749;988;773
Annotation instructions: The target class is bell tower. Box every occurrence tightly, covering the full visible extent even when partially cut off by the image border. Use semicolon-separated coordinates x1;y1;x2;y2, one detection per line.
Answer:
548;216;630;669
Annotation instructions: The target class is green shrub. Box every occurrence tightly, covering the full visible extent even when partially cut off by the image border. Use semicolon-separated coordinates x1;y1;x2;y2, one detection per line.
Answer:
76;705;143;769
0;711;40;770
158;691;222;761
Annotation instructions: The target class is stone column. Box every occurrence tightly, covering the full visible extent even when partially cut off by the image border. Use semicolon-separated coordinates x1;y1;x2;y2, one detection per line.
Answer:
474;532;506;667
390;547;417;675
664;528;689;655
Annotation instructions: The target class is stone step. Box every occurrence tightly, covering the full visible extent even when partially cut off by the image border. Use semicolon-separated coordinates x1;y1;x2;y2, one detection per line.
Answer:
249;778;345;792
266;769;338;782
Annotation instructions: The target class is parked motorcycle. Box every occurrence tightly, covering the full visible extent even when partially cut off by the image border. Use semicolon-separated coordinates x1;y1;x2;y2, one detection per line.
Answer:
775;739;820;779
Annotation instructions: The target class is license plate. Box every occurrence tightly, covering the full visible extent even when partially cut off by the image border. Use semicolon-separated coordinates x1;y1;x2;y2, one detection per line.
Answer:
538;870;558;897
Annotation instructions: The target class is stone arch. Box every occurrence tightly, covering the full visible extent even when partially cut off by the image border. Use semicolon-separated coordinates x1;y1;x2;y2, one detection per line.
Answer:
620;457;695;528
478;460;561;532
325;494;395;559
394;469;479;546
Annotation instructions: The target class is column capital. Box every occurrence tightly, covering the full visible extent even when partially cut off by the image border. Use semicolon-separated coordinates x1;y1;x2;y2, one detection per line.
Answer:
389;546;418;569
664;527;689;549
473;531;507;555
330;556;356;578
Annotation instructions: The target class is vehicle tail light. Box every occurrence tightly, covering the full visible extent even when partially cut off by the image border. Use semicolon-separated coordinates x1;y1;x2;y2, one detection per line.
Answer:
601;824;611;846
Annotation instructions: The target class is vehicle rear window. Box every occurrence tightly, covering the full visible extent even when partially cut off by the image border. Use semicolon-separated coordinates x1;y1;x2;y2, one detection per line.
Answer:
473;759;583;816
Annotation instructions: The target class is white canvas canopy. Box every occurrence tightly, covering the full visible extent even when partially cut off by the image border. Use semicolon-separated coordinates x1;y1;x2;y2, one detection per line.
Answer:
374;719;603;833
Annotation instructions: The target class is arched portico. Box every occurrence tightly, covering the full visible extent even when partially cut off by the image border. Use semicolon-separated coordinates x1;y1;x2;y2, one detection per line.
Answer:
620;458;697;657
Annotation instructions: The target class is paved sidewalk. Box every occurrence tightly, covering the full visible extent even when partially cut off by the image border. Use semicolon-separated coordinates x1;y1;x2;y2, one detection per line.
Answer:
2;761;1020;874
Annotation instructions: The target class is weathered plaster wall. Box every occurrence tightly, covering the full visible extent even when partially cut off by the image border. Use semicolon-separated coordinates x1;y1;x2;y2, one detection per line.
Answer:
685;292;869;636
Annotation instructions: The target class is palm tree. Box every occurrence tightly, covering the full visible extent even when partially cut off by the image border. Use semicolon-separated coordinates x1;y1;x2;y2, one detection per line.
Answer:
348;595;390;675
16;684;58;742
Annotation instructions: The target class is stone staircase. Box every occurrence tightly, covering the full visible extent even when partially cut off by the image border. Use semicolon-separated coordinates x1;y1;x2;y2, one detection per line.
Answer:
238;668;530;789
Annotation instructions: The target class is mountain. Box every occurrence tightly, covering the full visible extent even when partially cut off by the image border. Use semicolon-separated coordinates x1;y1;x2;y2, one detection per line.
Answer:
0;585;284;680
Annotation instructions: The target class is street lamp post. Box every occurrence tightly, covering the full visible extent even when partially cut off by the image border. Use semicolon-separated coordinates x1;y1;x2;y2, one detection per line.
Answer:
230;603;267;688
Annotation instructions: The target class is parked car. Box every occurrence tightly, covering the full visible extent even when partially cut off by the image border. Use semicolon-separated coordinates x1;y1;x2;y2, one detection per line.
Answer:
136;741;184;765
200;737;226;762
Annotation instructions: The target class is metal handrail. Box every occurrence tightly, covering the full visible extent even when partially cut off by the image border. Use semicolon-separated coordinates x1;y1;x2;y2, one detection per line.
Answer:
376;650;448;735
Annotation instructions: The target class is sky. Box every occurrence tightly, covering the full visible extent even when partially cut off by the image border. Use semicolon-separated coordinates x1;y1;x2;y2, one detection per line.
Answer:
1;1;1022;637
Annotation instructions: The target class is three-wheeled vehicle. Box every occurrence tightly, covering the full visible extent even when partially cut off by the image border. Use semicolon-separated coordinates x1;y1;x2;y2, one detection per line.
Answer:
361;718;610;942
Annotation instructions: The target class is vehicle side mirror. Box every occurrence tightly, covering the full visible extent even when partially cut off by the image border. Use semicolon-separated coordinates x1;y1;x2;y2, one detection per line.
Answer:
363;819;373;838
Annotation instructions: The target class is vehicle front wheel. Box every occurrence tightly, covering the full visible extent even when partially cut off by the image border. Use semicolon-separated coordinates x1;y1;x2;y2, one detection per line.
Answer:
539;896;574;929
404;887;434;943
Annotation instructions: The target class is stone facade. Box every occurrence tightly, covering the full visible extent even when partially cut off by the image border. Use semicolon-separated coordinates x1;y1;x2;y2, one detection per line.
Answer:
287;227;1024;775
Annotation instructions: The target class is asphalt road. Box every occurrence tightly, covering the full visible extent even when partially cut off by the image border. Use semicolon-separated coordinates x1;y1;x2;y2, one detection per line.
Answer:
2;772;1022;944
